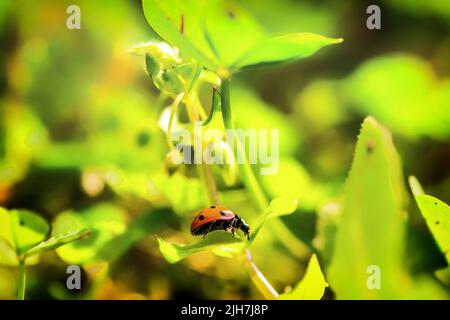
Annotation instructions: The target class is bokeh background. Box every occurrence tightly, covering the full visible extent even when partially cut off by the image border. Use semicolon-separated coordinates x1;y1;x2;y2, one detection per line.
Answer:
0;0;449;299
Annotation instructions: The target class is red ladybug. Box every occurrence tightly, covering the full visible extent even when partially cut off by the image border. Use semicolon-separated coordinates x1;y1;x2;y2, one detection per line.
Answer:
191;205;250;240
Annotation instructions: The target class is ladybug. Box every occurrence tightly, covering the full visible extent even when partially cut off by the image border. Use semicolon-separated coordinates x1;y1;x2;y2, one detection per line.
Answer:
191;205;250;240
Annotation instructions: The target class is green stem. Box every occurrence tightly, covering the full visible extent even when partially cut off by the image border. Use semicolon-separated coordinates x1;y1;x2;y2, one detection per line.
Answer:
220;77;308;258
185;93;221;205
220;78;268;211
17;258;26;300
198;164;220;205
245;249;279;299
166;93;184;150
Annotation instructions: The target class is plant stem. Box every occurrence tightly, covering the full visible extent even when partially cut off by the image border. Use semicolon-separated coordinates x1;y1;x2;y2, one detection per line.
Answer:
166;93;184;150
245;249;279;299
220;77;309;258
17;258;26;300
185;93;221;205
220;78;268;211
198;163;220;205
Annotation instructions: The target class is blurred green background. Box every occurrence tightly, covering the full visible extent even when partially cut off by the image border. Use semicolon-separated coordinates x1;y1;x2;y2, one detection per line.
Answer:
0;0;449;299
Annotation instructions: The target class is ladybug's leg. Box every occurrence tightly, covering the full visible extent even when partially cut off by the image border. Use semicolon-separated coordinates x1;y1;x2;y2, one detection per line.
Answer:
203;221;214;238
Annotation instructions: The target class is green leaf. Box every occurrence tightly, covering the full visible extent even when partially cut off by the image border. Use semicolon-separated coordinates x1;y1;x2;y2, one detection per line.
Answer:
142;1;342;74
250;197;299;244
409;176;450;266
328;117;408;299
142;0;265;71
10;210;50;255
155;197;297;263
53;204;127;264
24;228;91;258
142;0;218;70
233;33;343;70
266;197;299;219
156;231;245;264
0;208;48;266
279;254;328;300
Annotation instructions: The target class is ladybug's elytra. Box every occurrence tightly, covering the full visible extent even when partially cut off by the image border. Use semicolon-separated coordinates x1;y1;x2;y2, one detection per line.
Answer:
191;205;250;240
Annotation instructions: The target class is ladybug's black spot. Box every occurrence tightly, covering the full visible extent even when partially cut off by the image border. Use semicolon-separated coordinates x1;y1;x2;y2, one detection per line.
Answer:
210;206;216;208
220;211;226;216
199;215;205;221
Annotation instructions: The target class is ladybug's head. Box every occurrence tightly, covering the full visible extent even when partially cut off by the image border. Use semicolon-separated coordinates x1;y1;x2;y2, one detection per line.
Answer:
236;216;250;240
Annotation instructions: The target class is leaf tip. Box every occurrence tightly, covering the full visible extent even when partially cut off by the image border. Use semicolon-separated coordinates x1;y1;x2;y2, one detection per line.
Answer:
408;175;425;196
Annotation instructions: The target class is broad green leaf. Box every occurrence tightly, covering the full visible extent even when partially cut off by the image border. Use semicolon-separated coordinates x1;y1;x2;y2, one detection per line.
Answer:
142;0;265;71
409;176;450;266
53;204;127;264
142;0;218;70
200;0;265;68
25;228;91;258
279;254;328;300
233;33;343;70
328;117;408;299
10;210;50;255
156;231;245;264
